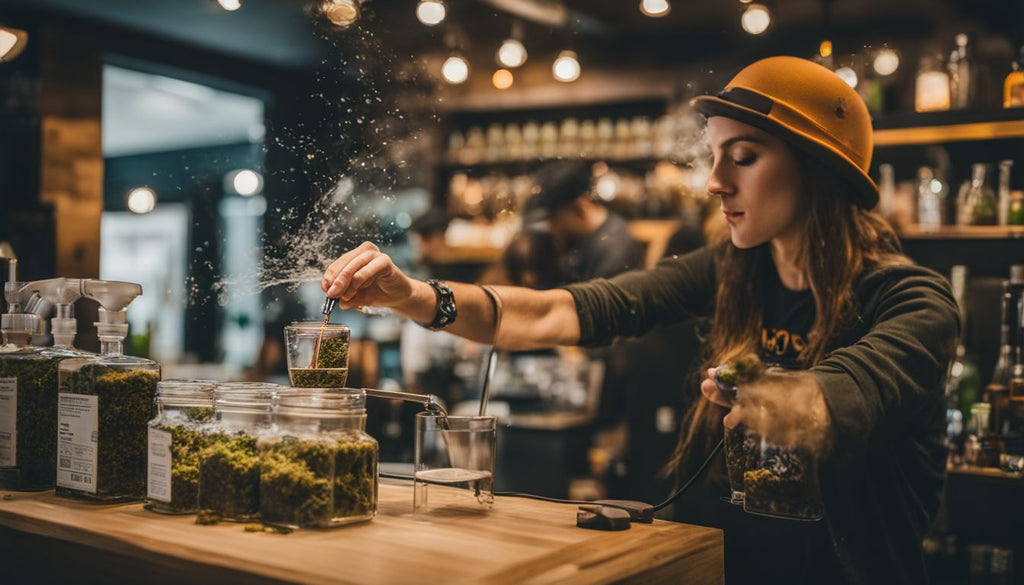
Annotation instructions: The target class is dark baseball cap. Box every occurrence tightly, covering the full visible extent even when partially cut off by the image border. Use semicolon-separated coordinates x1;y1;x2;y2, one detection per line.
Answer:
523;161;593;224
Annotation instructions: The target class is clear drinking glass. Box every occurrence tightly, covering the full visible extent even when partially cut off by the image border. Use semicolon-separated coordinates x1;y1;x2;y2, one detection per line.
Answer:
285;322;350;388
414;412;496;516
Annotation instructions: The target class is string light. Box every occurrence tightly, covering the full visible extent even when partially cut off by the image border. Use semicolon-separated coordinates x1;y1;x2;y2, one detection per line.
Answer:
127;187;157;215
819;40;833;59
216;0;242;11
442;55;469;84
416;1;447;26
741;4;771;35
552;50;581;83
639;0;670;18
492;69;514;90
873;48;900;76
835;66;858;88
497;38;527;68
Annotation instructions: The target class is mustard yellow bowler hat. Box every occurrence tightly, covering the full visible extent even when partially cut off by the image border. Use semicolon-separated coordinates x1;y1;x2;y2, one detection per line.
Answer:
692;56;878;209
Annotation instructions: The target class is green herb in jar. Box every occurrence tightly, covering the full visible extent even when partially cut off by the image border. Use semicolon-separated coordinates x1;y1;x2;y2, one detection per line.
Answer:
197;433;261;520
259;441;334;528
315;337;348;369
154;424;208;512
58;366;159;499
333;437;377;518
289;367;349;388
0;356;59;490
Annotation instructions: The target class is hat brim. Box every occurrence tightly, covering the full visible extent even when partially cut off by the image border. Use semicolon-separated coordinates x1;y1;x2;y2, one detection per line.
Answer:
692;95;879;209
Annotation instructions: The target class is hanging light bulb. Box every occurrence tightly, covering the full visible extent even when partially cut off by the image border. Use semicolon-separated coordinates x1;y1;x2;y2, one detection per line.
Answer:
0;27;28;63
416;0;447;26
492;69;514;90
835;66;858;88
873;48;900;76
216;0;242;11
497;38;527;68
126;187;157;215
639;0;670;18
819;40;833;59
741;4;771;35
442;55;469;84
552;50;581;83
323;0;360;27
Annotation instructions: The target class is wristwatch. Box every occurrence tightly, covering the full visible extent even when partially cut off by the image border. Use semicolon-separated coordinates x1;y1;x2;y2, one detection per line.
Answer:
423;279;457;330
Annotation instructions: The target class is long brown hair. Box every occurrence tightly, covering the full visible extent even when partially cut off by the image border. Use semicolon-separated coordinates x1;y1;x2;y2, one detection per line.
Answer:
666;153;909;476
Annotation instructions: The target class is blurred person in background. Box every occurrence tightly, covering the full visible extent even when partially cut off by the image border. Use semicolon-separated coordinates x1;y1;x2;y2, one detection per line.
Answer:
524;161;644;283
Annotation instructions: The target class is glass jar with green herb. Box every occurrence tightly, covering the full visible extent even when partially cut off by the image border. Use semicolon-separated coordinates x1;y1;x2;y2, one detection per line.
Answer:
196;382;278;522
146;379;217;513
285;323;350;388
56;337;160;501
259;388;377;529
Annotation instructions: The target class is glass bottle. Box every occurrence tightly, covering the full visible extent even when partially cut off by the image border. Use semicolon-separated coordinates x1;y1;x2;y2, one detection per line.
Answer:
196;382;279;522
948;33;975;109
915;53;951;113
146;379;217;513
56;312;160;501
878;163;895;222
946;266;980;450
1004;44;1024;108
959;163;998;226
259;388;378;529
997;160;1013;227
990;281;1014;390
916;166;945;230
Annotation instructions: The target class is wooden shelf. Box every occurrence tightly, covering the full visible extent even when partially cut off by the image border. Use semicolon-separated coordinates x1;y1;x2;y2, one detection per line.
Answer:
438;157;667;174
873;110;1024;146
898;225;1024;240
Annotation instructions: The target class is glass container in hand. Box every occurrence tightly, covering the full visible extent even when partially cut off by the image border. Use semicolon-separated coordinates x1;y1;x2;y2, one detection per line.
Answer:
285;323;350;388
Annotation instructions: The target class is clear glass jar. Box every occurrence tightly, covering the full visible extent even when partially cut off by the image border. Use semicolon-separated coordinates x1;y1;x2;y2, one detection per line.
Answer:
196;382;278;522
145;379;217;513
56;349;160;501
742;424;824;521
259;388;378;529
285;322;350;388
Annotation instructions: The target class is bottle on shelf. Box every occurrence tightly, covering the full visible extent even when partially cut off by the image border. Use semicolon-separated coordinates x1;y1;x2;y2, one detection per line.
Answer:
945;266;980;454
957;163;998;226
997;160;1013;227
988;266;1024;439
916;53;951;113
948;33;975;109
1004;43;1024;108
916;166;946;230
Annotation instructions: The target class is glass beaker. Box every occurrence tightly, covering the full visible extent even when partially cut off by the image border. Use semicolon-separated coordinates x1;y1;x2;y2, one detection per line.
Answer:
285;322;350;388
414;412;496;517
743;435;824;521
724;424;760;505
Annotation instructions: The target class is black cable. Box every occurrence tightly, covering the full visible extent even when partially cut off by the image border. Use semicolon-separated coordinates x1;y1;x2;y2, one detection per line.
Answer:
652;437;723;512
381;437;726;514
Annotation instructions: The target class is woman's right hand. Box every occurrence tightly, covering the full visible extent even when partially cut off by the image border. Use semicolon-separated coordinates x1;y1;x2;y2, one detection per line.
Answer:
321;242;414;310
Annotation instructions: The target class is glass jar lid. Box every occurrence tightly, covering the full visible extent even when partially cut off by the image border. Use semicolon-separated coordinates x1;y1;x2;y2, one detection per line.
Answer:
157;378;217;407
213;381;280;412
275;388;365;418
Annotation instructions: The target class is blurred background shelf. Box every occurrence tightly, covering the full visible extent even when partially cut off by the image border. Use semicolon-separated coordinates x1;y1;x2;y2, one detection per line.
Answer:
899;224;1024;239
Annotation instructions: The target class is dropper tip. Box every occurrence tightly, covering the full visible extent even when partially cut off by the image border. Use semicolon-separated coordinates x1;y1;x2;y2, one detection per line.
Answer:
322;297;337;316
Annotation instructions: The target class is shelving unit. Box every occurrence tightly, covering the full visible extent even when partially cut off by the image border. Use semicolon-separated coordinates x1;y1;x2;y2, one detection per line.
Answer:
874;109;1024;146
899;225;1024;239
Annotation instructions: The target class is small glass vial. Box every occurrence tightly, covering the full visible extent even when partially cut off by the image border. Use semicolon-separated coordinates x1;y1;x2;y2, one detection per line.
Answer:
259;388;378;529
285;322;350;388
146;379;217;513
959;163;998;226
197;382;279;522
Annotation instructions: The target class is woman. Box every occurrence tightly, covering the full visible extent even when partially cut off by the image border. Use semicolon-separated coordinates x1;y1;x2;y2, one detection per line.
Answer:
321;56;959;584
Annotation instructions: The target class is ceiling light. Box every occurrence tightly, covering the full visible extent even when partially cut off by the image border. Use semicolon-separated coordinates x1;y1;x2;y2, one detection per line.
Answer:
492;69;514;90
741;4;771;35
416;1;447;26
835;66;858;88
216;0;242;12
324;0;360;27
0;26;29;62
873;48;899;76
442;55;469;84
639;0;671;18
497;38;527;68
552;50;581;83
127;187;157;215
227;170;263;196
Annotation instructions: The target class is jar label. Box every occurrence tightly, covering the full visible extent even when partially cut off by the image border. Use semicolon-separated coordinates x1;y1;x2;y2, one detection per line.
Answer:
147;427;172;503
56;393;99;493
0;378;15;467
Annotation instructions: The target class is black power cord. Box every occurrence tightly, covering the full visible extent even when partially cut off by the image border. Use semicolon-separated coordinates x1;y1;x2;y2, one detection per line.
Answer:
380;438;725;516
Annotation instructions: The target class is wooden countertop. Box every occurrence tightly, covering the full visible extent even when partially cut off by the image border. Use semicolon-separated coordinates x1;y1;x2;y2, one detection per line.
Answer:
0;482;723;585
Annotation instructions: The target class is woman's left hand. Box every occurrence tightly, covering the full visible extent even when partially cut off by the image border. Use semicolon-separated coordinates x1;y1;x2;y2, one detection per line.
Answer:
700;368;734;407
